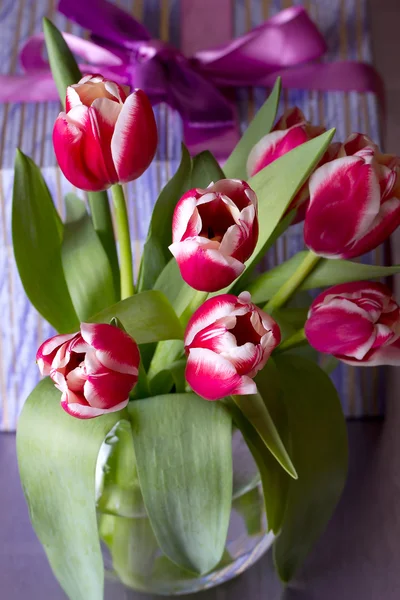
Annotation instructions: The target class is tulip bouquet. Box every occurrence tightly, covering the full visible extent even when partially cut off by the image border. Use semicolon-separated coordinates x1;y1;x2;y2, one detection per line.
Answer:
14;19;400;600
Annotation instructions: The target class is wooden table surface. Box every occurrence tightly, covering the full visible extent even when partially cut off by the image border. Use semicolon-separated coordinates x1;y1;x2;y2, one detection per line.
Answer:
2;1;400;598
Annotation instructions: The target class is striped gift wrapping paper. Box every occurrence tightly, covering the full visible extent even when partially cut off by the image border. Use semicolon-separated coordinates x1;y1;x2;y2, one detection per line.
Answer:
0;0;385;429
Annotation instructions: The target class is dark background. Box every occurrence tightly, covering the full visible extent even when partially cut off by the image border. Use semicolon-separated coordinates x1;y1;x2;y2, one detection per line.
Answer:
2;1;400;598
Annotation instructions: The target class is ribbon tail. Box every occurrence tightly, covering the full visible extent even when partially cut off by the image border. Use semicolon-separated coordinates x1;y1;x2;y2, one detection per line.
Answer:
260;61;383;95
0;73;60;103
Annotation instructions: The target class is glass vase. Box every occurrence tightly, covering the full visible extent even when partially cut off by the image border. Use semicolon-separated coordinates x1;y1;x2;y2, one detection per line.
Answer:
96;421;274;597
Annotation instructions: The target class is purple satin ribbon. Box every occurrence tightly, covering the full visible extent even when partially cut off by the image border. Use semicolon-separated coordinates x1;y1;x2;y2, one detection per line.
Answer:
0;0;382;157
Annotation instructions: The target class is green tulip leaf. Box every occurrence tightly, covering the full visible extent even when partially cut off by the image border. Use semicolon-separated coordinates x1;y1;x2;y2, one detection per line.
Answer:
153;258;198;318
248;251;400;304
129;393;232;575
17;378;125;600
43;18;81;106
226;393;288;534
253;359;291;533
99;514;159;590
89;290;183;344
273;354;348;582
223;78;282;180
62;194;117;321
149;359;187;396
232;392;296;480
12;150;79;333
190;150;225;189
137;144;192;292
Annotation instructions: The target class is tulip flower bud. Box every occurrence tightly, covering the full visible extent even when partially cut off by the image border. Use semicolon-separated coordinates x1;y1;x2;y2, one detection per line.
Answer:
36;323;140;418
246;108;336;222
184;292;280;400
304;133;400;258
169;179;258;292
247;108;325;176
305;281;400;366
53;74;158;191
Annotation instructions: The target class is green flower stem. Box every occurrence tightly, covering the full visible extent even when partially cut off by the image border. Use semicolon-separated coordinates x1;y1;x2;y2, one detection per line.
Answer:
111;184;134;299
264;251;321;313
88;191;120;298
274;328;308;355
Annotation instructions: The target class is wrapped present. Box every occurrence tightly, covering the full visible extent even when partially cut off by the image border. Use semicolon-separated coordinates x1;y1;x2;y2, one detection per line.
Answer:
0;0;385;429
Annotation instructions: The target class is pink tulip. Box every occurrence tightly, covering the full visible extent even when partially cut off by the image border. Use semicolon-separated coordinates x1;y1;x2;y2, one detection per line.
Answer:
169;179;258;292
247;108;325;176
53;74;158;191
304;133;400;258
184;292;280;400
247;108;336;221
36;323;140;418
305;281;400;366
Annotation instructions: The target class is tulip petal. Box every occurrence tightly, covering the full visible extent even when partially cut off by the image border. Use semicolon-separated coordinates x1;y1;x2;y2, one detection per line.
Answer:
172;192;200;242
83;370;136;409
65;366;86;392
305;156;381;257
169;238;245;292
220;204;257;262
104;80;127;103
186;348;256;400
339;338;400;366
210;180;255;212
70;76;118;107
305;300;376;359
310;281;393;310
65;86;82;112
247;125;309;176
273;107;306;130
190;322;236;353
80;323;140;375
50;369;68;393
91;97;122;181
36;333;77;375
111;89;157;182
224;342;264;376
373;324;397;348
53;107;112;191
343;196;400;259
184;295;238;347
61;389;128;419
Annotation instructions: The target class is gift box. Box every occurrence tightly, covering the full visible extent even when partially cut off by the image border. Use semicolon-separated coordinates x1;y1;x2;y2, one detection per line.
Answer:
0;0;385;429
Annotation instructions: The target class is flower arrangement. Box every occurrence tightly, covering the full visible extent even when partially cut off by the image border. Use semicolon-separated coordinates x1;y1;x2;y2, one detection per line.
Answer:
15;19;400;600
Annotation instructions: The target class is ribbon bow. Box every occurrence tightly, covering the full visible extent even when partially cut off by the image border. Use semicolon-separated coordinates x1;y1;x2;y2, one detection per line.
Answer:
0;0;381;157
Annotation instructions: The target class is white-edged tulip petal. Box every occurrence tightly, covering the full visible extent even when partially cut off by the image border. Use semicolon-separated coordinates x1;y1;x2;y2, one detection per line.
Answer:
36;332;77;376
80;323;140;375
111;89;157;182
184;295;238;347
61;391;129;419
186;347;256;400
169;238;245;292
306;281;400;366
172;192;199;242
